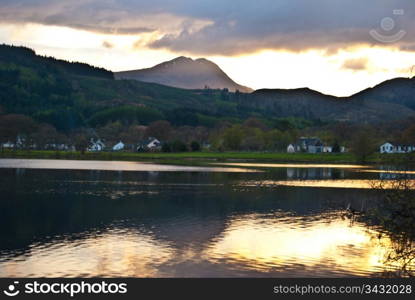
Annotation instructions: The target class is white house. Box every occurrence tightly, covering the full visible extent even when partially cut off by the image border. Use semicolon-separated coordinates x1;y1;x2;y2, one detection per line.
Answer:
287;144;296;153
380;142;415;154
287;138;346;154
87;139;105;152
2;136;25;149
323;146;333;153
2;141;15;149
137;137;161;152
112;141;125;151
287;137;324;153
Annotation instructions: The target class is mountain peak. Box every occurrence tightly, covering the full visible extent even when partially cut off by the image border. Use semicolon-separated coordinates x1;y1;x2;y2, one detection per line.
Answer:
171;56;193;63
115;57;252;92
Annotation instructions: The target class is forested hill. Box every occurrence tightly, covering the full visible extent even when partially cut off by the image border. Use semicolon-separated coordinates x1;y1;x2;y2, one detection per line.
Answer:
0;44;414;133
0;44;229;131
0;44;113;79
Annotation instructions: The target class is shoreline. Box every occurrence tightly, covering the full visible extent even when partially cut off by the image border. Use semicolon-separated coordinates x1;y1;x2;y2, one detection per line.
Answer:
0;150;412;165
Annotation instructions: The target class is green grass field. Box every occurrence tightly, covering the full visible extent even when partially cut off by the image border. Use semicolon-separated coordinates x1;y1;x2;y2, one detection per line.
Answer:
1;149;411;165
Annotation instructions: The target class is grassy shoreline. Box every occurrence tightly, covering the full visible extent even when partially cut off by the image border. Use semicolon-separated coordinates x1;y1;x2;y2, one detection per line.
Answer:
0;149;411;165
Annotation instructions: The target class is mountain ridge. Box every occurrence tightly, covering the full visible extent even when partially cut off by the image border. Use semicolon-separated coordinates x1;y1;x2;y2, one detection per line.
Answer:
1;44;415;131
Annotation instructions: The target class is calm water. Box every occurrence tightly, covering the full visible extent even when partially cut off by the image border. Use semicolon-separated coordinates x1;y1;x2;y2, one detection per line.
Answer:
0;159;412;277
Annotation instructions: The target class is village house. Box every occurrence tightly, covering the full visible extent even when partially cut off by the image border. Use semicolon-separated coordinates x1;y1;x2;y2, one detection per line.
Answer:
136;137;161;152
1;141;15;149
112;141;125;151
287;137;324;153
1;136;25;149
45;143;72;151
323;146;333;153
87;138;105;152
379;142;415;154
287;137;346;154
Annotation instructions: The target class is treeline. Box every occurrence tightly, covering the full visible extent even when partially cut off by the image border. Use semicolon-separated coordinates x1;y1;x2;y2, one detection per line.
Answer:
3;110;415;155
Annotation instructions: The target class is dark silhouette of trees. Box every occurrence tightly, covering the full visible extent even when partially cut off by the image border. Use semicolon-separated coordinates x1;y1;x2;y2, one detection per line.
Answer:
74;134;89;154
350;129;378;162
332;141;341;153
190;141;201;152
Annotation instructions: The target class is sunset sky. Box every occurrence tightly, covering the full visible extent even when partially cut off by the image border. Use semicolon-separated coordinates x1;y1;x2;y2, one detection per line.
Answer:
1;0;415;96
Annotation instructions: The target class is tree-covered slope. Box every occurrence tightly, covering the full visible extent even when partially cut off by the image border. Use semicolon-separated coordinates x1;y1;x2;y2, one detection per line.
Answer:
1;44;414;133
0;44;234;131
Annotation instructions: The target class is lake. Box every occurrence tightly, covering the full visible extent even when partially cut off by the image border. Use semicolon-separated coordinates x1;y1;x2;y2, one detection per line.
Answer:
0;158;413;277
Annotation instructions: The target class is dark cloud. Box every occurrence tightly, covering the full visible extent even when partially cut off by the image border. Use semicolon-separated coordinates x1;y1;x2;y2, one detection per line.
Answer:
1;0;415;55
341;58;369;71
0;0;156;35
148;0;415;55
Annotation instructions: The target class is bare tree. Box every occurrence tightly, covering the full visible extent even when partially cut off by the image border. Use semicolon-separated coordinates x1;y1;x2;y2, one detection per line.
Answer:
369;169;415;277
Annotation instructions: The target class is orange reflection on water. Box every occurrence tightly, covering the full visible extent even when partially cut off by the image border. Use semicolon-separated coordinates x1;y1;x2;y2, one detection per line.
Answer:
0;159;259;173
240;180;415;189
217;163;368;169
0;230;175;277
205;214;393;276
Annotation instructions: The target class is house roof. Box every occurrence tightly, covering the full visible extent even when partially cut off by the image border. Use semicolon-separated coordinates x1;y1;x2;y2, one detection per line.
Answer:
298;137;323;147
381;142;415;147
137;137;160;147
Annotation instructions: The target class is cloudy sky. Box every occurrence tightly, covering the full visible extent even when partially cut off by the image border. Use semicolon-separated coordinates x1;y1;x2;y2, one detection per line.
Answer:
1;0;415;96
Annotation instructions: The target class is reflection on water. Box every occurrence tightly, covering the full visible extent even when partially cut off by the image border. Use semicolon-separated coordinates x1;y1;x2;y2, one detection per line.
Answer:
360;170;415;175
240;180;415;189
287;168;345;180
0;212;402;277
217;163;367;169
206;212;394;276
0;159;258;173
0;159;414;277
0;229;174;277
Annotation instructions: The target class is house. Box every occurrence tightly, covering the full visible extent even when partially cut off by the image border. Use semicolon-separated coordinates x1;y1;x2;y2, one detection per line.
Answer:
287;144;295;153
87;139;105;152
2;141;15;149
323;146;333;153
380;142;415;154
2;136;25;149
45;143;71;151
112;141;125;151
136;137;161;152
287;137;324;153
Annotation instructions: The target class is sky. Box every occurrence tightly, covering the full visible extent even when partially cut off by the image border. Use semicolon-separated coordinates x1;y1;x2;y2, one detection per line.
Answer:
1;0;415;96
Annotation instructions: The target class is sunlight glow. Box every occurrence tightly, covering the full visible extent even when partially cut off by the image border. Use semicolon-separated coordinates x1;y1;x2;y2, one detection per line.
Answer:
205;214;392;275
1;23;415;96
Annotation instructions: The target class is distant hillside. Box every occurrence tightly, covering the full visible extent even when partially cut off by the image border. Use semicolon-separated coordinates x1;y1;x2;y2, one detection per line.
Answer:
115;56;253;93
248;85;415;123
0;44;113;80
353;77;415;110
1;44;415;133
0;45;221;131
